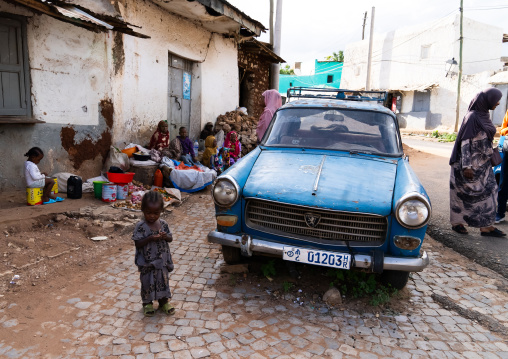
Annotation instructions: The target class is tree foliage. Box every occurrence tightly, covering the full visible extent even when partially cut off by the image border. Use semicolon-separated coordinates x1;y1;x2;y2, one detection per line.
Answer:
280;64;295;75
326;51;344;62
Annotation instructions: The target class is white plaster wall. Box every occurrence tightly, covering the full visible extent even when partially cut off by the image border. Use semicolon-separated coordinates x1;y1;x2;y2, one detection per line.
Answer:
0;2;111;126
461;17;504;75
200;34;239;129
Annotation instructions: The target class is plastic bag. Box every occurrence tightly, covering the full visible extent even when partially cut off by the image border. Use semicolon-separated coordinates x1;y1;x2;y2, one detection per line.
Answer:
103;146;129;172
215;130;225;149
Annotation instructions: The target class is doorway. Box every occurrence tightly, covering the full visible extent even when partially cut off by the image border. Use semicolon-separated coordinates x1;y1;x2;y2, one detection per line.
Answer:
168;53;193;140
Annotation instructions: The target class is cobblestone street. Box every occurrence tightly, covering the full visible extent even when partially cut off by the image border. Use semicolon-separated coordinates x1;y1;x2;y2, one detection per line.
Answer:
1;197;508;358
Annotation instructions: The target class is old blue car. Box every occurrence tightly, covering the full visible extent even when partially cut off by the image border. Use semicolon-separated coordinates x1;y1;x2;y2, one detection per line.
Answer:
208;88;430;289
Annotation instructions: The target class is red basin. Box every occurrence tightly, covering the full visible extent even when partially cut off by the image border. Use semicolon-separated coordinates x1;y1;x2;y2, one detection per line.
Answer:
107;172;135;184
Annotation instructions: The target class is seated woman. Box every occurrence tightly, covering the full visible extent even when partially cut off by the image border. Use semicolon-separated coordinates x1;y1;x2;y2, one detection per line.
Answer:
149;121;170;151
202;135;217;169
200;122;215;140
224;131;241;165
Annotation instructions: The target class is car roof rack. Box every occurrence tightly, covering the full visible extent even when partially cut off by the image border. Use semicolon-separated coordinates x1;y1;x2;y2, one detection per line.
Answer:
287;87;387;102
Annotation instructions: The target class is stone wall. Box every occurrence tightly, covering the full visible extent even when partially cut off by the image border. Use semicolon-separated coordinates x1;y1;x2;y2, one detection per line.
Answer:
238;47;272;119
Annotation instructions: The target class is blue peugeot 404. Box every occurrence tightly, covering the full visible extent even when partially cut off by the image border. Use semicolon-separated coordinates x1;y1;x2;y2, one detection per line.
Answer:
208;88;431;289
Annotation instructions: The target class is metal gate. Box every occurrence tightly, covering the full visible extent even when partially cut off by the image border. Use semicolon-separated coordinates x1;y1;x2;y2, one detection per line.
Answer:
168;53;192;140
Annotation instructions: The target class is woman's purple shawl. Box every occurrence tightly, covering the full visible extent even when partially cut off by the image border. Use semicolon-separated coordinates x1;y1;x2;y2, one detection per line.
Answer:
449;88;502;165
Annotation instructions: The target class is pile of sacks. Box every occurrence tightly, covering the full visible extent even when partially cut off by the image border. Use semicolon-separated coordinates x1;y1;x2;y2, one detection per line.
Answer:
214;110;258;156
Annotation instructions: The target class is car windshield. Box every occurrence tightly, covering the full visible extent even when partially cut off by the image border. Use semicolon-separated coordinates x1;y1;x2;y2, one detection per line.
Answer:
261;108;401;155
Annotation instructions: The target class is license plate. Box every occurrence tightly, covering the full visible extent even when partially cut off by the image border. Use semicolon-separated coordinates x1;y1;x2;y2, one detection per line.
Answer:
283;247;351;270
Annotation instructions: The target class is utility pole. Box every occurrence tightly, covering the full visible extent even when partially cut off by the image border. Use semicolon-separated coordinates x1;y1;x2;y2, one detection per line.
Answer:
271;0;282;91
269;0;274;45
454;0;463;132
366;7;375;91
362;11;367;40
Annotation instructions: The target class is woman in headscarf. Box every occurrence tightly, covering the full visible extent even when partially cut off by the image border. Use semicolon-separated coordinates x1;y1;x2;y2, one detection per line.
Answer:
149;121;170;151
200;122;215;140
449;87;505;237
202;135;217;169
257;89;282;141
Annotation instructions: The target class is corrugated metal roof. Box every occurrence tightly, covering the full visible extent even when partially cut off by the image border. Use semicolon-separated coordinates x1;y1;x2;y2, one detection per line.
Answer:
10;0;149;38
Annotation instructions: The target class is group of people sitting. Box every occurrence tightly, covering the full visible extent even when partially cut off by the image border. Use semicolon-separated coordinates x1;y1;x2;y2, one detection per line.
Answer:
148;122;198;165
148;121;241;175
147;89;283;174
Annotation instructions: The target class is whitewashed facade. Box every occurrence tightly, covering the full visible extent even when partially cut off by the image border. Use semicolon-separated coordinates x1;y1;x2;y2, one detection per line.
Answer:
0;0;264;189
341;14;506;131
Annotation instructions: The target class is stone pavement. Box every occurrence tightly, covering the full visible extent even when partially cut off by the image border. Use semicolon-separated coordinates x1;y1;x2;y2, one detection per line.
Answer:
1;199;508;358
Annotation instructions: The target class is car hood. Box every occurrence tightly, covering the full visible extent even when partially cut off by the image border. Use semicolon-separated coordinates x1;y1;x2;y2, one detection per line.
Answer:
242;150;397;216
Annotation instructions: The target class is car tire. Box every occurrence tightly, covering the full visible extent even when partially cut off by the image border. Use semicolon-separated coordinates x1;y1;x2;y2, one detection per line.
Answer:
380;270;410;290
221;245;242;264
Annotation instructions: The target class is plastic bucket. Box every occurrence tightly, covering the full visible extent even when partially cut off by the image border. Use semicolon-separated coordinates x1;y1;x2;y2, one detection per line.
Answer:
102;183;117;202
93;181;108;199
27;188;43;206
51;177;58;195
117;184;128;200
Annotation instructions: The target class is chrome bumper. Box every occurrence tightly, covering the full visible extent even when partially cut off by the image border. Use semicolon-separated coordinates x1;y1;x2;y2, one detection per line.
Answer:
207;230;429;272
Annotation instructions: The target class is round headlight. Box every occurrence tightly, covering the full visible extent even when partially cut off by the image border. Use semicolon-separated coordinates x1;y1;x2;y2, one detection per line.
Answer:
213;178;239;207
396;195;430;229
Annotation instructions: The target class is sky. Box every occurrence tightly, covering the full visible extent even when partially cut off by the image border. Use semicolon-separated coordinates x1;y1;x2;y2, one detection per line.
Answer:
228;0;508;66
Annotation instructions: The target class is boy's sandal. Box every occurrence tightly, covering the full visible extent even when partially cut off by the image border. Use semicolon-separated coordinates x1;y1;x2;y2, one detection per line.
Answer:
451;224;468;234
143;303;155;317
160;302;176;316
481;228;507;237
43;198;57;205
54;197;65;202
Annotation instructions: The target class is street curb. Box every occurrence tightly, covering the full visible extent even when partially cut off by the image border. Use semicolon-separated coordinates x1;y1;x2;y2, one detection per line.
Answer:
427;223;508;280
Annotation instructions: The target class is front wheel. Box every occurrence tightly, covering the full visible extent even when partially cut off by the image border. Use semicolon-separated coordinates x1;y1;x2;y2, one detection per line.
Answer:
380;270;410;290
221;245;242;264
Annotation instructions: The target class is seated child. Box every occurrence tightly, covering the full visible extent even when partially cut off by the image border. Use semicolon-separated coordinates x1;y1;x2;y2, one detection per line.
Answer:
149;120;170;151
212;147;225;174
132;191;175;317
24;147;64;204
201;135;217;169
177;127;197;165
224;131;241;165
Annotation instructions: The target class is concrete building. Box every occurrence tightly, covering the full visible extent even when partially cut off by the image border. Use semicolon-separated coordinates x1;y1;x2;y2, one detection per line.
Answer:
0;0;265;189
341;14;507;131
279;60;343;95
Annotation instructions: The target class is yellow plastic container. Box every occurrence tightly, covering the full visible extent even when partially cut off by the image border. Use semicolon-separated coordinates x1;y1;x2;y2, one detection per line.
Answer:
51;177;58;195
27;188;43;206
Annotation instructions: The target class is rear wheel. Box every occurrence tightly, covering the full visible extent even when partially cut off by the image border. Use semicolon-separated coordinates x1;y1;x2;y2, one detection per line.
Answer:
221;245;242;264
380;270;410;290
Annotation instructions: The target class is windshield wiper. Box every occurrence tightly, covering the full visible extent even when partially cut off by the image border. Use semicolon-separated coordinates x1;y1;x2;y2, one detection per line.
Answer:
349;150;373;155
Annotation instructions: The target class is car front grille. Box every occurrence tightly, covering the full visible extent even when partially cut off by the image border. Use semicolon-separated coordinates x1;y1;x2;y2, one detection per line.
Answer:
245;199;387;243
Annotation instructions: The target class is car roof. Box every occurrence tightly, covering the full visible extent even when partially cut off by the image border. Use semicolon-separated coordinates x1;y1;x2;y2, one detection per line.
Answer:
282;98;395;116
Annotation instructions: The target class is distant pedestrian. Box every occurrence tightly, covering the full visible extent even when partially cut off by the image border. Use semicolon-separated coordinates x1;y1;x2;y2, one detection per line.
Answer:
256;89;282;141
449;88;505;237
132;191;175;317
495;109;508;223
